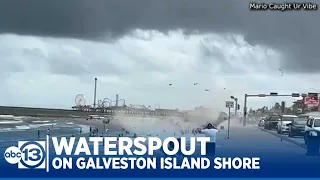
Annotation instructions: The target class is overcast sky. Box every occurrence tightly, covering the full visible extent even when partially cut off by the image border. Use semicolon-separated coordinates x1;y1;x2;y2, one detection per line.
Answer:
0;0;319;111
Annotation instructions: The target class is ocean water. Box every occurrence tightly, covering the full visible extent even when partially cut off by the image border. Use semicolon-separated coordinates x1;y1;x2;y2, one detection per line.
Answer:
0;115;91;142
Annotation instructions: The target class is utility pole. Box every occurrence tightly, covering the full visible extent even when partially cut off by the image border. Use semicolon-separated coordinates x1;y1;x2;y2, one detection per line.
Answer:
230;96;238;117
280;101;285;141
93;78;97;108
243;94;248;127
235;98;238;117
226;100;234;139
228;106;231;139
302;96;306;113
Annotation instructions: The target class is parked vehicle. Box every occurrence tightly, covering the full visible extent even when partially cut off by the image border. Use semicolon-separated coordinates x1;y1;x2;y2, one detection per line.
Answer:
87;115;107;120
264;115;281;130
277;115;297;134
258;117;266;127
287;117;307;137
304;116;320;145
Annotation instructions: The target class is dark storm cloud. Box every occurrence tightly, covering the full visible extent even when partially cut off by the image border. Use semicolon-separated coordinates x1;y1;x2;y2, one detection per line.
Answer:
0;0;244;39
0;0;319;72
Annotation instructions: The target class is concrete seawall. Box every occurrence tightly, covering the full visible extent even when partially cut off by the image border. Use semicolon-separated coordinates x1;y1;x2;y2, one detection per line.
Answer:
0;106;224;127
0;106;184;118
0;106;99;118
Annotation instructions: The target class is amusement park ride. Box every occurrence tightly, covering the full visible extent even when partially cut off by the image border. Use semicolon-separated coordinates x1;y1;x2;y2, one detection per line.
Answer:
71;78;183;116
71;94;182;116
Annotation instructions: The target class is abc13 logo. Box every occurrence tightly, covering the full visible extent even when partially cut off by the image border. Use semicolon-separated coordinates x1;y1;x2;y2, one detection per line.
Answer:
4;141;46;169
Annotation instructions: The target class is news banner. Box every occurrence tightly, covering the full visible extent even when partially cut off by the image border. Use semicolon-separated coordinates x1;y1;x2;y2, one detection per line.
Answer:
3;136;259;170
1;135;320;179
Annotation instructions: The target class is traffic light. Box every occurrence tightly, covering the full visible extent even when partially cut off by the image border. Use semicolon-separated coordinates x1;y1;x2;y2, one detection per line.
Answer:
237;104;240;110
291;93;300;97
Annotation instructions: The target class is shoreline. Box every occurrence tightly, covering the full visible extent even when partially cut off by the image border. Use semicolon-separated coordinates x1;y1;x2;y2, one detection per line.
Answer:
0;114;223;140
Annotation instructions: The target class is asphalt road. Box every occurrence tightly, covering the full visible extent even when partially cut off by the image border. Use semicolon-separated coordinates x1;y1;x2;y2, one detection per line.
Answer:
0;119;315;156
0;118;319;161
0;118;319;178
259;126;305;147
215;119;320;163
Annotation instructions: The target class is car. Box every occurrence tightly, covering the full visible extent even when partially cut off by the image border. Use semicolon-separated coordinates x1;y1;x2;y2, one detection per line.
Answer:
264;115;281;130
287;116;308;137
258;117;266;127
277;115;297;134
304;116;320;145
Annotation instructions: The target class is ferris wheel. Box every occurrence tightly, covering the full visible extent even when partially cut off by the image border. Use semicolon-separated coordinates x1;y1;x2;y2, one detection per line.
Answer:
75;94;86;106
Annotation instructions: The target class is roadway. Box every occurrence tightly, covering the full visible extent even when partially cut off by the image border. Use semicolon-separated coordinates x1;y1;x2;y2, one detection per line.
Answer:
259;126;305;147
0;117;316;160
215;118;320;162
0;117;319;177
212;118;320;177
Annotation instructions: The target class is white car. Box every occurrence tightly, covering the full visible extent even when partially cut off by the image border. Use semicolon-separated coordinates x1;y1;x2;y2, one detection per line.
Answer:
304;117;320;145
258;117;266;127
88;115;106;120
277;115;297;134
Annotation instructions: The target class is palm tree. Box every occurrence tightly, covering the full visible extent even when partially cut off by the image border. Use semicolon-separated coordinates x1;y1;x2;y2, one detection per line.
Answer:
274;102;280;110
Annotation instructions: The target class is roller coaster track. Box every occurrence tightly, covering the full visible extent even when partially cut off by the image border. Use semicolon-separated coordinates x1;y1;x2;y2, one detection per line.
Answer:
97;98;126;108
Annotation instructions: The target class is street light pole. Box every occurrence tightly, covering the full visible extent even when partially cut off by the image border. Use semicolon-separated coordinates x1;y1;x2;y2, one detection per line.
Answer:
243;94;248;127
235;98;238;117
230;96;238;117
227;106;231;139
94;78;97;109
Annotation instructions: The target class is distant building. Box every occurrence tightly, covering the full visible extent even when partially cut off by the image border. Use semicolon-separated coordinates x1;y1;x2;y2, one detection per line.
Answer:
292;99;304;109
292;99;318;112
155;108;179;113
